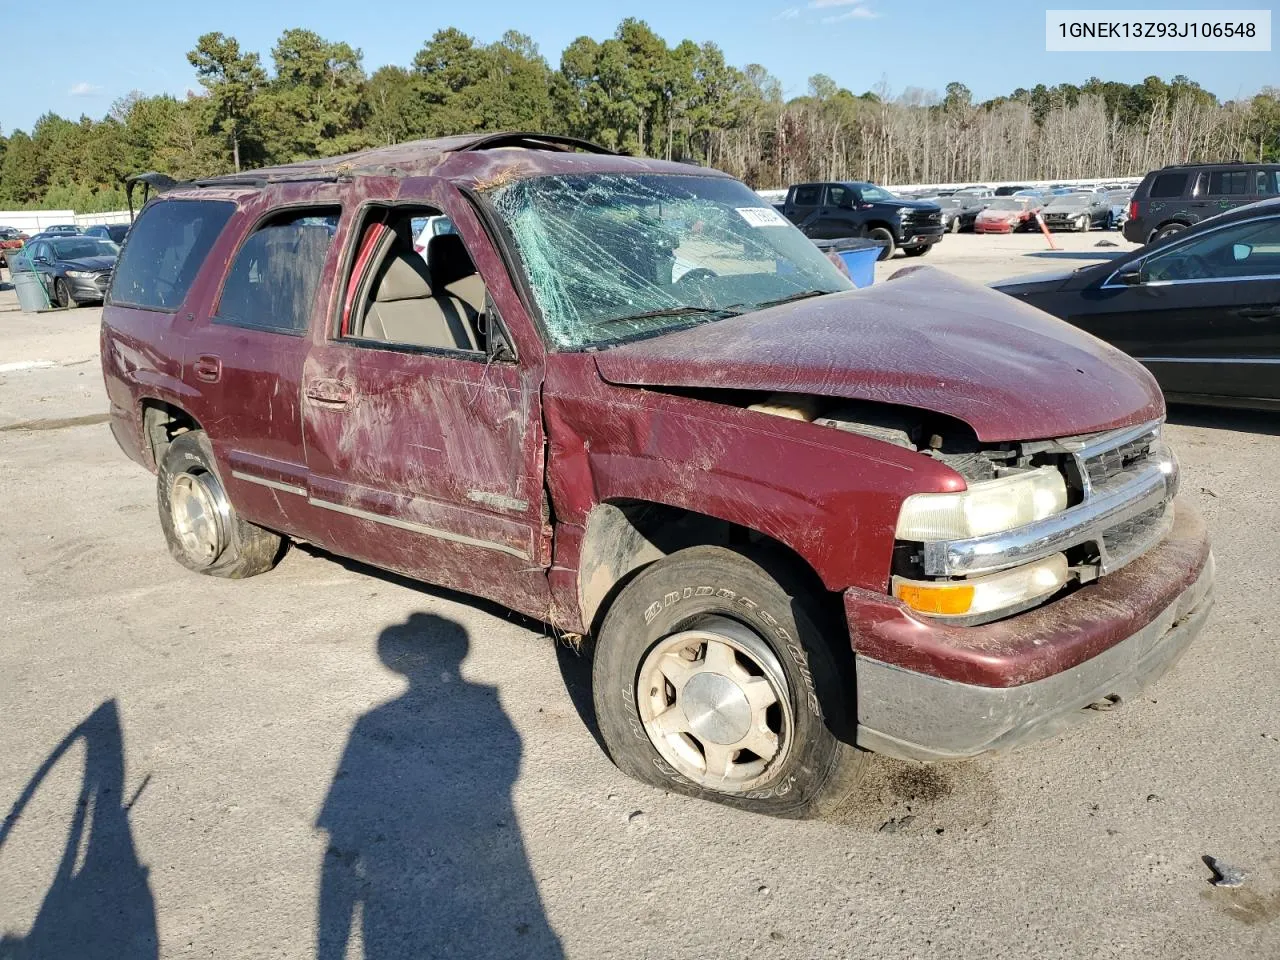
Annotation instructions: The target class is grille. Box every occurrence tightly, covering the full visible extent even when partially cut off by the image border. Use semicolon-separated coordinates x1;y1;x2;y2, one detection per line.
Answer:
904;211;941;226
1084;431;1157;486
1101;503;1169;566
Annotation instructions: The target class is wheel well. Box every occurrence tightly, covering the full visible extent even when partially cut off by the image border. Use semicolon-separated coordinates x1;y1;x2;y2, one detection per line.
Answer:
142;400;200;469
865;221;894;235
578;500;838;637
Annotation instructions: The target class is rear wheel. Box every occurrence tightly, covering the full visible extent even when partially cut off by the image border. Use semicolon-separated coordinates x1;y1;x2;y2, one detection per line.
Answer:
867;226;895;261
157;430;285;578
592;546;866;818
1153;223;1186;242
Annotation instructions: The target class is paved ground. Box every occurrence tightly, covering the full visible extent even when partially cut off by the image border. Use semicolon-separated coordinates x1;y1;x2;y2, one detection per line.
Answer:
1;233;1278;959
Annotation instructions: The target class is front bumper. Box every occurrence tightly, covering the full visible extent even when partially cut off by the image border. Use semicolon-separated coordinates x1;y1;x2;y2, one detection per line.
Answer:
846;499;1213;761
898;225;944;247
65;274;109;301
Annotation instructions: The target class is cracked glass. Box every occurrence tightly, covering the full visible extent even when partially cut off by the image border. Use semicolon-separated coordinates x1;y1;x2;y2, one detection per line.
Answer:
485;174;852;349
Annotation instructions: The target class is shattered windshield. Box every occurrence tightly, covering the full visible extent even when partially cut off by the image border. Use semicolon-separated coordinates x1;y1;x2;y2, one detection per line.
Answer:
485;173;852;349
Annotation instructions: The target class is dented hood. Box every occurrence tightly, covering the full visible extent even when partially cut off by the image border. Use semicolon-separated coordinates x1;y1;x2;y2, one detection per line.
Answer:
592;266;1163;443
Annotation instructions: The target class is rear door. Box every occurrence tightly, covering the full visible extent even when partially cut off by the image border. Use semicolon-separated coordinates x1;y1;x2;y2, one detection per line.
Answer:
180;189;345;540
299;176;552;614
785;184;822;234
1080;212;1280;402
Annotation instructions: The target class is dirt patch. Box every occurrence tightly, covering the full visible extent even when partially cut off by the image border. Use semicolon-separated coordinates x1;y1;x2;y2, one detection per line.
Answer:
0;412;111;432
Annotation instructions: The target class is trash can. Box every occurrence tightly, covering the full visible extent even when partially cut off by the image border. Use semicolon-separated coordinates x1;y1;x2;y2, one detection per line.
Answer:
812;237;886;289
13;269;52;313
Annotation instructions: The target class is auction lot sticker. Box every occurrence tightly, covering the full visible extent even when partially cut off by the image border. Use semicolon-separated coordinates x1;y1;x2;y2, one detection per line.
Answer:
736;207;789;227
1046;9;1271;50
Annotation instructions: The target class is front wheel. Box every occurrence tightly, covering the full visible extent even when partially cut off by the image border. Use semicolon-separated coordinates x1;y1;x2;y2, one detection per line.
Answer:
902;245;931;257
592;546;865;818
157;430;285;578
949;217;961;234
866;226;896;261
1076;214;1090;233
54;278;76;308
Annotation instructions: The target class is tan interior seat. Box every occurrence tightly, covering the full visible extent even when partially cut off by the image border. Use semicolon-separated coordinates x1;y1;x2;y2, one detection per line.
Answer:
362;248;480;351
426;233;486;320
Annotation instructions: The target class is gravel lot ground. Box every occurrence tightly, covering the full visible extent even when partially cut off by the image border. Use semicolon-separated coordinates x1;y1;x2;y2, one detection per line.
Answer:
2;232;1277;959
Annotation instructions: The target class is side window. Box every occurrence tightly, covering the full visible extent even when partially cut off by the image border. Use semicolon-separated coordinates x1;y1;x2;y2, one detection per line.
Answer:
1143;216;1280;282
215;209;339;335
1207;170;1251;196
109;199;236;311
1255;171;1279;196
791;185;820;207
1148;173;1187;198
341;207;489;355
825;185;848;208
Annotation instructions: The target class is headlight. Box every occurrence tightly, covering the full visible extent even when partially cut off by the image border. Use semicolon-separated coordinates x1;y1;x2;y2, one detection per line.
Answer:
65;270;95;278
895;466;1068;541
893;553;1069;619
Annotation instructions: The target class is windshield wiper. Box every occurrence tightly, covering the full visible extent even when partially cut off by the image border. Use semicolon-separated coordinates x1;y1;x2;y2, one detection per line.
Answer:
728;289;831;312
593;305;742;329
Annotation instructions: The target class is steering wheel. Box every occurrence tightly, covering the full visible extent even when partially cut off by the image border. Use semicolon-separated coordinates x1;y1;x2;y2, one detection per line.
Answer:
1152;253;1213;282
675;267;718;286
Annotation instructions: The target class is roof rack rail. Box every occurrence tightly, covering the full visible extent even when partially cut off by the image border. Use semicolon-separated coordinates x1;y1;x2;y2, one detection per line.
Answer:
191;171;349;189
458;132;618;156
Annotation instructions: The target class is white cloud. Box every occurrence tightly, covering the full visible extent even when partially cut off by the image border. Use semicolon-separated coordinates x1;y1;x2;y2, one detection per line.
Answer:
67;82;102;97
820;6;879;21
808;0;863;7
774;6;800;18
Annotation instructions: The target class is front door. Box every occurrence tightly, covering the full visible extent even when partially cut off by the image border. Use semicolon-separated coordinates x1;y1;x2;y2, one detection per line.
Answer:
1079;212;1280;403
300;177;551;618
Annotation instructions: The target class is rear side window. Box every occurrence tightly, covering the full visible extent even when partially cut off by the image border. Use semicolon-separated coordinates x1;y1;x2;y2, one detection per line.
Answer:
1148;173;1187;198
791;185;820;207
109;199;236;311
215;209;339;335
1207;170;1252;196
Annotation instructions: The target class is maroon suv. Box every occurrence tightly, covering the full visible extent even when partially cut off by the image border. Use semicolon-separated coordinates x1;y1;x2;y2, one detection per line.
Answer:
102;133;1214;817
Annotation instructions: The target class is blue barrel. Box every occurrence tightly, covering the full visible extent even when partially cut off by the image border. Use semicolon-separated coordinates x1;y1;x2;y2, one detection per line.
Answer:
811;237;886;288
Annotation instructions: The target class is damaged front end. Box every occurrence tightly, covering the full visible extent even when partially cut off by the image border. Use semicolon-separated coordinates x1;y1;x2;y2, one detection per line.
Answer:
743;393;1178;626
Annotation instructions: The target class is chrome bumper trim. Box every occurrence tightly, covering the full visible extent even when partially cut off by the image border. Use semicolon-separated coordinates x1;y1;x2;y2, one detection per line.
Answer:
921;453;1177;578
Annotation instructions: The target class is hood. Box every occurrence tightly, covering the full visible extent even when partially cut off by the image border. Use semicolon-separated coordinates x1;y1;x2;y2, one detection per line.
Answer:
1045;198;1091;211
977;208;1020;219
592;266;1163;443
989;268;1075;294
892;198;942;212
61;255;115;272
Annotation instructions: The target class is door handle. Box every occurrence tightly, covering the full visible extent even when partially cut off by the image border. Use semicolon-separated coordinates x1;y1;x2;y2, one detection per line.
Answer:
1235;307;1280;321
305;379;353;407
192;355;221;383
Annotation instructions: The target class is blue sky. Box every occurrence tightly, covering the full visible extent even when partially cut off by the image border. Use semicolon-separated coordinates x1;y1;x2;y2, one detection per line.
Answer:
4;0;1276;134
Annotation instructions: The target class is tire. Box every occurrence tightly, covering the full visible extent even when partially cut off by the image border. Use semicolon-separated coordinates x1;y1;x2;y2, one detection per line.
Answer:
902;245;931;257
949;217;961;234
591;545;866;818
1076;214;1089;233
1153;223;1186;242
867;226;895;261
54;278;76;309
157;430;284;578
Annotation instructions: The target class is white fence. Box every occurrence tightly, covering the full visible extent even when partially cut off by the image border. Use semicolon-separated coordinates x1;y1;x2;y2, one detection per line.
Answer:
0;209;132;233
756;175;1142;203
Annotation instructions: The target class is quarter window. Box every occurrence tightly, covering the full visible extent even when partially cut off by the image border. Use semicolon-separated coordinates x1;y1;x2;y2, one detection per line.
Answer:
109;199;236;311
215;209;339;334
1148;173;1187;198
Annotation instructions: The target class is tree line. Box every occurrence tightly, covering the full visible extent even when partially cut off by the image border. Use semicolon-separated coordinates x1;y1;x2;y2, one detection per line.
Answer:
1;20;1278;212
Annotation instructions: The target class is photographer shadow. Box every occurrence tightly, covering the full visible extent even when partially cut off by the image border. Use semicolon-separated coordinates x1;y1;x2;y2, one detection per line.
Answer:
316;612;563;960
0;700;157;959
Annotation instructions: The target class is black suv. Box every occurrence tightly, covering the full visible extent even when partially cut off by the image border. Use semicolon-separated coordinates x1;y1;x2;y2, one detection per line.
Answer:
780;181;944;260
1124;162;1280;244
